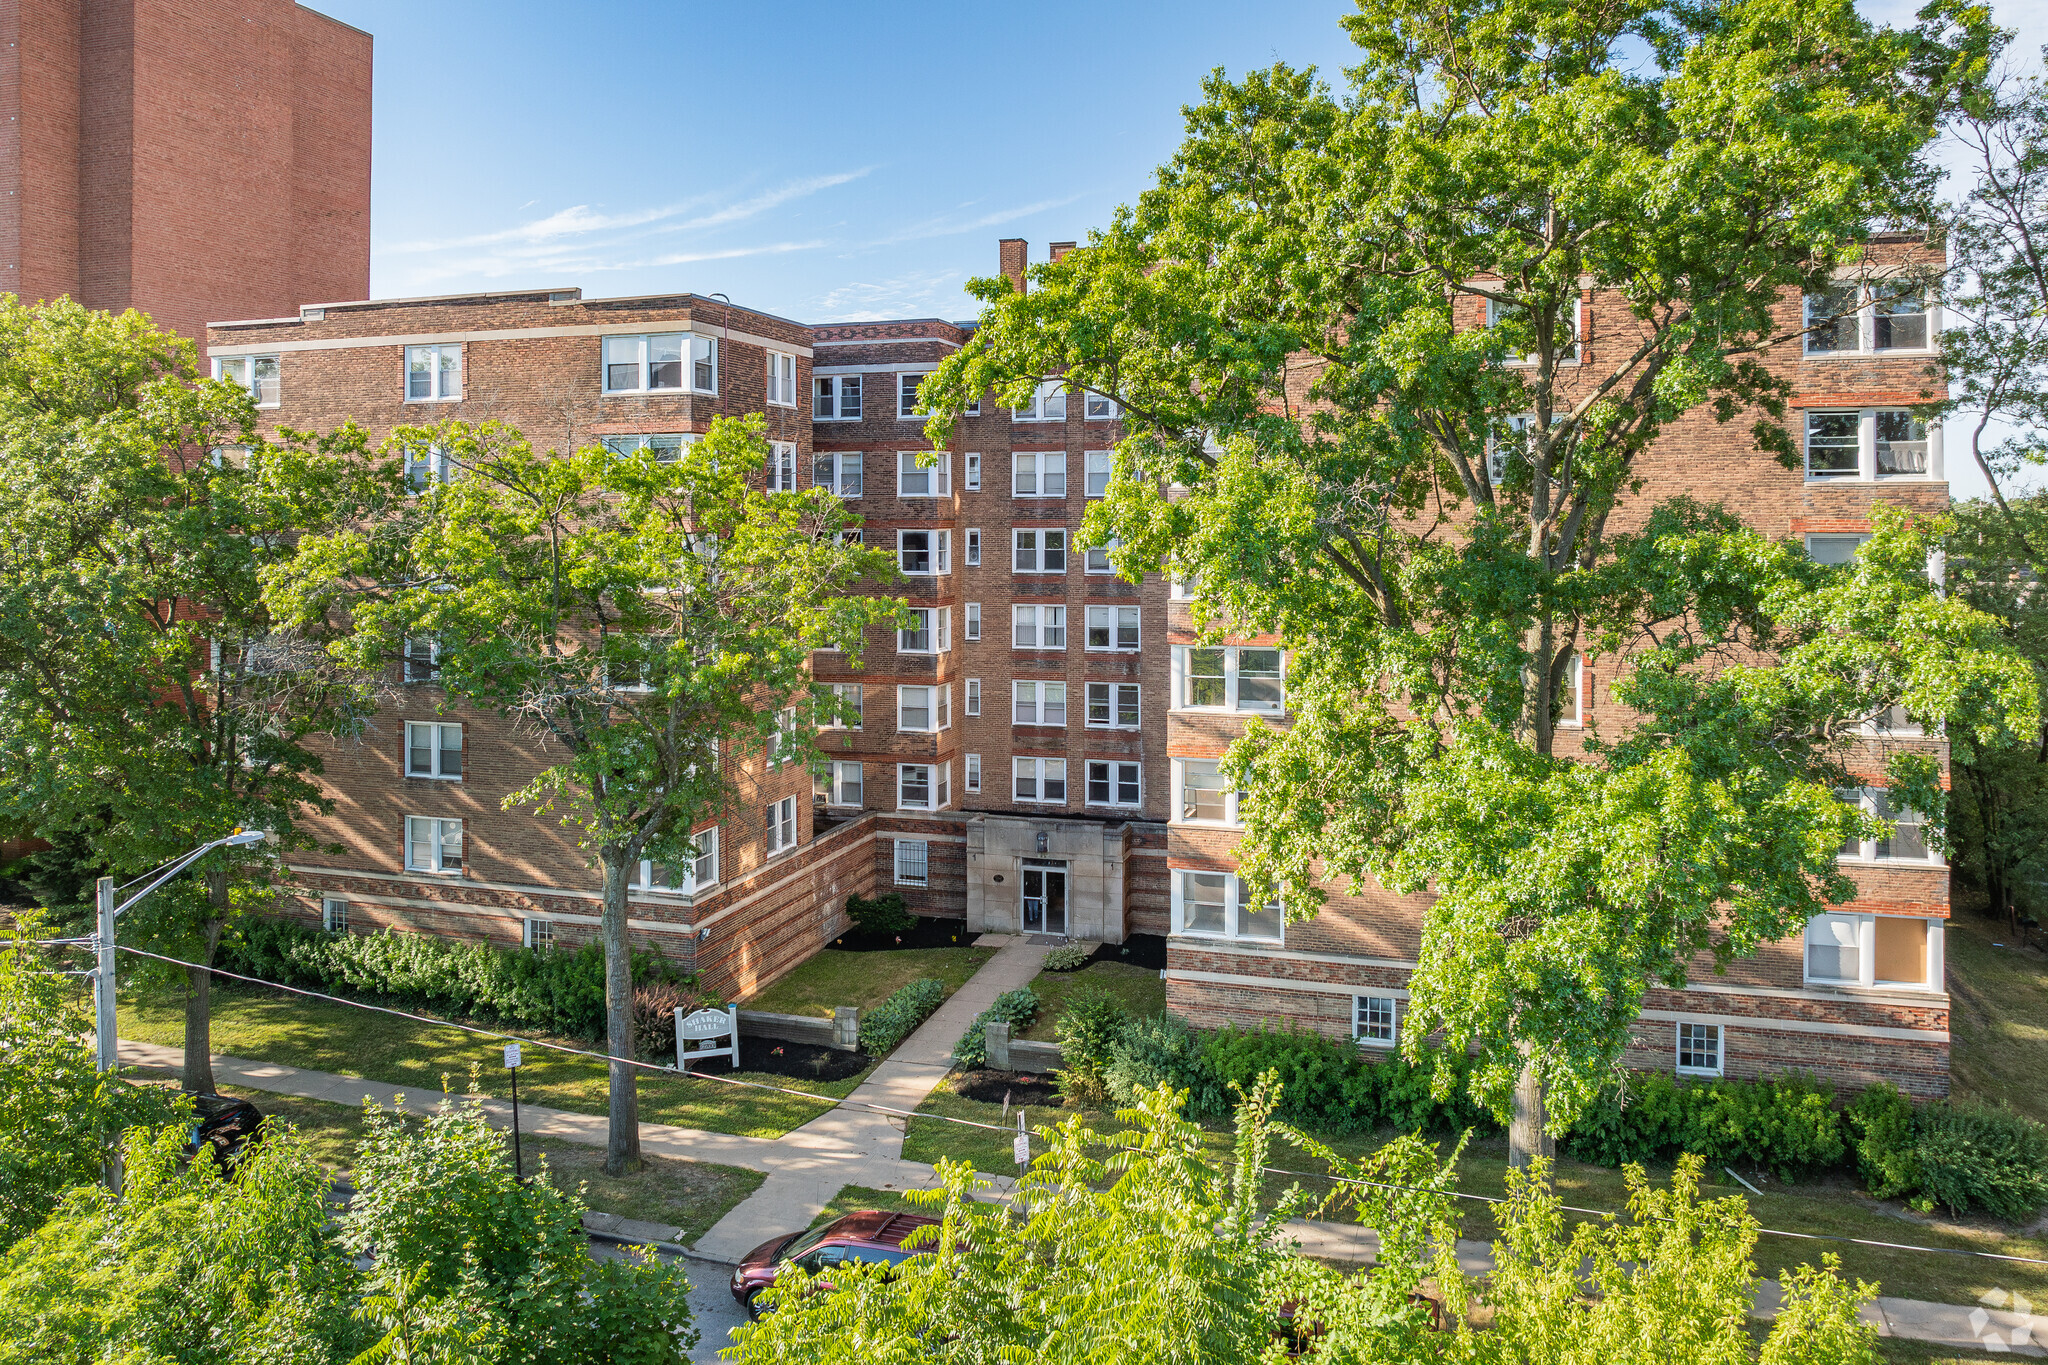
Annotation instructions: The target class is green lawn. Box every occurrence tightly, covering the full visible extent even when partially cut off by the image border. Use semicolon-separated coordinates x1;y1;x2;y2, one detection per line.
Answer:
124;1068;765;1246
1945;914;2048;1124
743;945;995;1019
122;985;867;1139
1017;960;1168;1042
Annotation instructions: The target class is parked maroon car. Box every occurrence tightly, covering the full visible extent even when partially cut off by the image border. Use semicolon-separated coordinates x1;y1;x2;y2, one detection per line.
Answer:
729;1210;940;1318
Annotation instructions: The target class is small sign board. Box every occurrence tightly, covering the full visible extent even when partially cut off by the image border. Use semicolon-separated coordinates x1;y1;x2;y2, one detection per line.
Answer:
676;1004;739;1071
503;1042;521;1069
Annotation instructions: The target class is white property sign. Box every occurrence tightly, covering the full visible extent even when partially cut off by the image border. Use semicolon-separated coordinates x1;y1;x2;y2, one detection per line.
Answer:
676;1004;739;1071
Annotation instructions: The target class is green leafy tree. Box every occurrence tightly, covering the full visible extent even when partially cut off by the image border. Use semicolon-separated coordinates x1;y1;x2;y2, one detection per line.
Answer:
919;0;2031;1163
0;298;382;1091
0;913;178;1250
264;413;901;1173
341;1085;697;1365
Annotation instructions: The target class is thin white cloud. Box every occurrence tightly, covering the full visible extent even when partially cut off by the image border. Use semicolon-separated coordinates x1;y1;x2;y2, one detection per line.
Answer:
382;198;716;254
808;269;969;323
653;170;874;235
870;195;1083;246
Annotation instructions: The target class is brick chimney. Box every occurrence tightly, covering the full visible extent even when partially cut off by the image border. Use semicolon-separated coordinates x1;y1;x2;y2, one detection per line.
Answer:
1049;241;1076;262
999;238;1029;294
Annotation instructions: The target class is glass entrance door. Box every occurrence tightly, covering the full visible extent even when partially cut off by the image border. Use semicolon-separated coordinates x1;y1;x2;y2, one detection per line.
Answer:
1020;860;1069;936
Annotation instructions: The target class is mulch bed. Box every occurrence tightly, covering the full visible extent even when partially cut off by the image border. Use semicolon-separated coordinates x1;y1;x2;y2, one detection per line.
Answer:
682;1034;871;1084
1089;933;1166;971
831;915;977;953
950;1068;1063;1107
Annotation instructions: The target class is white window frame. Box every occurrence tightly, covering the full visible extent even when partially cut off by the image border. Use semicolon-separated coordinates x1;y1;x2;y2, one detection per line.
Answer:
897;762;949;812
765;795;798;855
821;682;863;730
1013;528;1069;573
639;828;720;893
404;721;463;779
1013;451;1068;498
1085;681;1141;730
1804;532;1870;565
1172;758;1241;826
894;838;929;886
1085;760;1143;809
603;432;697;461
965;452;982;490
1013;379;1068;422
404;816;463;875
404;445;455;493
965;752;983;793
1486;296;1582;367
1676;1022;1722;1077
814;373;861;420
821;761;863;807
1084;393;1120;421
1084;450;1114;496
897;684;950;733
1173;645;1286;714
813;451;863;497
897;450;952;497
898;372;930;419
766;441;798;492
1012;756;1069;804
897;529;952;576
1803;279;1939;358
1011;604;1067;649
404;343;462;402
1085;605;1141;652
965;602;982;640
1084;538;1122;574
1802;912;1942;990
767;352;799;408
898;607;951;654
601;332;714;395
1837;787;1941;865
966;678;982;716
770;707;803;768
215;354;280;407
402;637;441;684
1012;680;1068;727
1802;408;1937;482
1558;652;1583;729
322;896;350;933
523;917;556;949
1354;995;1398;1048
1171;870;1283;943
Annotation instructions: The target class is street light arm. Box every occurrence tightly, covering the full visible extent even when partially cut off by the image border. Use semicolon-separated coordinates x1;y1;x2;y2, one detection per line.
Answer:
113;829;266;918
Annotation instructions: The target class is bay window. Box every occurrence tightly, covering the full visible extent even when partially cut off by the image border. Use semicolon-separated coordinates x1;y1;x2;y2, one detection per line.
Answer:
1172;870;1282;943
1176;646;1285;713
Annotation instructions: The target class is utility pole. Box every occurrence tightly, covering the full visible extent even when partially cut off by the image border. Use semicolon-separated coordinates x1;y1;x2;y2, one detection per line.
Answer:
95;876;117;1072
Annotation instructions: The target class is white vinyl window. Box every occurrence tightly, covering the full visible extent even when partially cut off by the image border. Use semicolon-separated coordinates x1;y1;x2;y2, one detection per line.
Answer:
1084;538;1121;574
898;372;929;419
897;529;951;575
1086;682;1141;730
1012;680;1067;726
1175;646;1285;713
1558;652;1583;728
1804;533;1870;565
965;452;982;490
402;637;441;684
639;828;720;893
405;344;462;402
1013;379;1068;422
216;354;280;407
1013;529;1068;572
894;838;929;886
603;433;695;461
1085;760;1142;808
897;684;951;732
1172;870;1282;943
1014;451;1067;498
765;795;798;855
813;452;863;497
898;451;951;497
1804;912;1939;989
1676;1022;1722;1077
1174;759;1240;825
965;752;983;792
1013;757;1068;803
819;761;864;807
898;762;949;811
766;441;798;492
1084;450;1114;496
1170;571;1198;601
523;917;556;949
965;603;982;640
1012;604;1067;649
898;607;951;653
404;816;463;875
1486;413;1536;485
1805;280;1936;356
1837;787;1938;863
771;707;803;767
1486;296;1581;366
1803;409;1934;480
322;897;350;933
602;333;714;394
1085;605;1140;651
814;374;861;419
965;678;982;715
1354;995;1397;1047
405;722;463;779
821;682;863;730
767;352;799;407
966;529;982;565
404;446;455;493
1084;393;1119;421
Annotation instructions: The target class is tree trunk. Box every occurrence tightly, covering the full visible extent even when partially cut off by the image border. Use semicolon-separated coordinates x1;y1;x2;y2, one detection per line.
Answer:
182;871;228;1094
1508;1057;1553;1172
601;853;641;1176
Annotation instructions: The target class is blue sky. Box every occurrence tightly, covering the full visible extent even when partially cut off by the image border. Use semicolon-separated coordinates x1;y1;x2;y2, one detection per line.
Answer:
314;0;2044;501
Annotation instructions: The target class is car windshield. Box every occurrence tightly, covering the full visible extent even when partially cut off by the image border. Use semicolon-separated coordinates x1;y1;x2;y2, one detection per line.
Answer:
775;1225;837;1262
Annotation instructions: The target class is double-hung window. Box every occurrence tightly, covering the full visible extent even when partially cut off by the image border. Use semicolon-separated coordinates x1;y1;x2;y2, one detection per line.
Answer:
1013;380;1067;422
1014;529;1067;572
603;333;711;394
1804;408;1935;480
1805;280;1936;356
640;829;719;893
404;816;463;874
1172;870;1282;942
402;637;441;684
1013;680;1067;726
1085;760;1142;807
1676;1022;1722;1077
819;761;863;807
897;529;951;575
771;707;802;767
965;753;983;792
405;344;462;402
821;682;863;729
1355;996;1398;1047
405;446;454;493
1084;450;1114;496
322;897;351;934
894;838;929;885
966;678;982;715
1086;682;1140;729
765;795;798;854
813;452;862;496
898;762;948;811
1084;393;1120;421
766;442;798;492
1486;413;1536;485
1176;646;1285;713
898;451;951;497
1084;538;1121;574
405;722;462;779
1085;605;1140;651
1174;759;1239;824
965;603;982;640
1013;757;1067;803
1014;451;1067;498
1558;652;1583;728
767;352;799;407
899;607;950;654
1805;912;1940;989
966;529;982;565
603;433;694;461
216;354;280;407
524;918;556;949
1837;787;1937;863
814;374;861;419
965;453;982;490
897;685;950;732
1486;297;1581;365
1012;605;1066;648
898;372;929;419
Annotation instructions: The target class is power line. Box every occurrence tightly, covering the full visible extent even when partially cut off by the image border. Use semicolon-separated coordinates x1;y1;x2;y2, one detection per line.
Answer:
111;943;2048;1269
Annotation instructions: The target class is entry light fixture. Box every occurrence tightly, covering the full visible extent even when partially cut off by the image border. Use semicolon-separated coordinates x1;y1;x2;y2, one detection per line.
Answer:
1036;832;1048;854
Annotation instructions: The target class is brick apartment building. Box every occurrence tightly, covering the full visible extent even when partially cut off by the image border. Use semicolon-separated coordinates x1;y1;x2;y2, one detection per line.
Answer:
0;0;370;346
212;236;1953;1097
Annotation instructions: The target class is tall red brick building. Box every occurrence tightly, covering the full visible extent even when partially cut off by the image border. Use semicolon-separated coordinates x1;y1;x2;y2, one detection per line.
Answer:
0;0;370;347
212;236;1955;1098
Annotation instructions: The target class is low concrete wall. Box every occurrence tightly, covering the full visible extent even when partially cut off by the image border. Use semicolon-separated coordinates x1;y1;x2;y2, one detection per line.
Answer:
983;1021;1063;1073
739;1006;860;1052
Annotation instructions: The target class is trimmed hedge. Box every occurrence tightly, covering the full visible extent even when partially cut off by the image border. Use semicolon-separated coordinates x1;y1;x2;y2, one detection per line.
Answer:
222;917;682;1043
858;978;946;1057
1564;1072;1844;1181
952;987;1040;1068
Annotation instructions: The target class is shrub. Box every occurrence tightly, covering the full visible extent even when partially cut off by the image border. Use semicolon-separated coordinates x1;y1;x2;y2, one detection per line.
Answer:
1205;1025;1379;1134
633;980;726;1061
1844;1083;1919;1199
858;978;946;1057
1053;988;1130;1105
1040;943;1092;972
1911;1101;2048;1222
1105;1012;1225;1119
845;892;916;936
952;987;1041;1069
1562;1072;1841;1181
